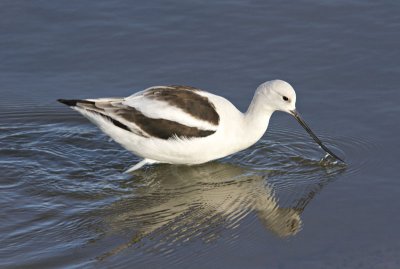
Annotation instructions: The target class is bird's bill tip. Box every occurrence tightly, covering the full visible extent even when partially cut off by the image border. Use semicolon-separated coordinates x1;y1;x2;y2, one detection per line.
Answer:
289;109;345;163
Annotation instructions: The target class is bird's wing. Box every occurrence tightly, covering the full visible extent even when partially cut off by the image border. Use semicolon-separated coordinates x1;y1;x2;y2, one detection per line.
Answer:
67;85;220;140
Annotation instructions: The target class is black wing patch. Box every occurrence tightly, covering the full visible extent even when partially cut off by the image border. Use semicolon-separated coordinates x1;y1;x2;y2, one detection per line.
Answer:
144;86;220;125
116;106;215;139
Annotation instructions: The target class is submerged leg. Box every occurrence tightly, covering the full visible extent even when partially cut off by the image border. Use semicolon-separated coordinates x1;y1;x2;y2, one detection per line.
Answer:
124;159;158;173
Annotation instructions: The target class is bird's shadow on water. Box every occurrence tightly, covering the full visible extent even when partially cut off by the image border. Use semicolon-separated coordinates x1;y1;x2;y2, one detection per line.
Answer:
95;159;346;261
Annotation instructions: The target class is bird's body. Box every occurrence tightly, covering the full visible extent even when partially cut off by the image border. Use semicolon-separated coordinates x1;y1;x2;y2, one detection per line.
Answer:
59;80;343;171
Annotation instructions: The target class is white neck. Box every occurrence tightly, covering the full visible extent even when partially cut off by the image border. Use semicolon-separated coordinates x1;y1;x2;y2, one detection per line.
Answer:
241;91;275;147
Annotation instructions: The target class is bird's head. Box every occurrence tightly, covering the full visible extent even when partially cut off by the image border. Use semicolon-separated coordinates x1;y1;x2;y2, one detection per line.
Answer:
256;79;344;163
257;79;297;113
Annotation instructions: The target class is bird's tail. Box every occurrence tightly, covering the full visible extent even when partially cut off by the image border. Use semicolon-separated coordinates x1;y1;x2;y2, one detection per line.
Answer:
57;98;132;133
58;99;99;110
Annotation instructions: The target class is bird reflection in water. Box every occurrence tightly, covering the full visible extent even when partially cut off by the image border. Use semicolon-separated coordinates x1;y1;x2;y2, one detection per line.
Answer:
99;162;343;259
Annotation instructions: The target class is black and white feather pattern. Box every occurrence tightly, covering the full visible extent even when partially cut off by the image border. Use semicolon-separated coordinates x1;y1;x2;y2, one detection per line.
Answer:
59;85;220;140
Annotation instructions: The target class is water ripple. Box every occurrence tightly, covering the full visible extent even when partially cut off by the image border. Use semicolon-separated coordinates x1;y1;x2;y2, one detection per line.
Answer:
0;116;377;267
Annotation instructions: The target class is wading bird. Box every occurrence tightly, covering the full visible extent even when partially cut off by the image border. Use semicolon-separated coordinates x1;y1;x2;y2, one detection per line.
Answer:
58;80;343;172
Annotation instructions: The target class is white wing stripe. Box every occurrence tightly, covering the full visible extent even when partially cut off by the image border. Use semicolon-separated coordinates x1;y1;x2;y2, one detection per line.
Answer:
123;97;218;131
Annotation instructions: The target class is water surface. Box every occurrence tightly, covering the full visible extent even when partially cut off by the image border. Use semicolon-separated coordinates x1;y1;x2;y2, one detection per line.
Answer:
1;1;399;268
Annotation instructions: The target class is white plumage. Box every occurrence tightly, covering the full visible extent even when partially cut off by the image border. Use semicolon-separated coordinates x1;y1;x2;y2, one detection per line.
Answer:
58;79;343;172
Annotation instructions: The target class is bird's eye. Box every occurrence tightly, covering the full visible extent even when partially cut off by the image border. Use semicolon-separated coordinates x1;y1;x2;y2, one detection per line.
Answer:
283;96;289;101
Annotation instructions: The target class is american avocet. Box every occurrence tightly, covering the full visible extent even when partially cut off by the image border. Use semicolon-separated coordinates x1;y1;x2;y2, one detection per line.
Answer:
58;80;343;172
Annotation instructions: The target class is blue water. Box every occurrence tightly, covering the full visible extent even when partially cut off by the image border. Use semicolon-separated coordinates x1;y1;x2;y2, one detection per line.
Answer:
1;1;399;268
